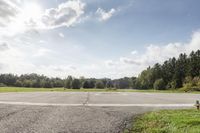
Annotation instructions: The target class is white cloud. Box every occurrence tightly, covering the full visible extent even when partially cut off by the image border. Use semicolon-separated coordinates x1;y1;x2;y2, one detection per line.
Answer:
0;0;86;37
41;0;85;29
104;31;200;78
96;8;116;21
0;0;20;27
120;57;141;65
131;50;138;55
137;32;200;66
59;33;65;38
105;60;117;67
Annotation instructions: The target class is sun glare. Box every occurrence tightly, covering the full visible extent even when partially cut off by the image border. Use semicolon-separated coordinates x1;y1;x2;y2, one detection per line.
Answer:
23;3;42;20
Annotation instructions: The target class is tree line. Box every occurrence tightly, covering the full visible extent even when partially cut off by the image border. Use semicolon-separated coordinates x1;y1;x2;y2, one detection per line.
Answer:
0;50;199;90
132;50;200;91
0;73;132;89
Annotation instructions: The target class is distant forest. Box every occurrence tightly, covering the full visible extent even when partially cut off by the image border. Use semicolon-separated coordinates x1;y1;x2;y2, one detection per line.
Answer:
0;50;200;91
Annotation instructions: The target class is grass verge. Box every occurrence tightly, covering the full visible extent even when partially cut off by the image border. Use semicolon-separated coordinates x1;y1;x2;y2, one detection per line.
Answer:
0;87;200;93
125;109;200;133
0;87;117;92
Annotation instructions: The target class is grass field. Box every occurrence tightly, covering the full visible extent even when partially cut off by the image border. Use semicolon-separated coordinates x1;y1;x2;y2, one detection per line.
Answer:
0;87;200;93
126;109;200;133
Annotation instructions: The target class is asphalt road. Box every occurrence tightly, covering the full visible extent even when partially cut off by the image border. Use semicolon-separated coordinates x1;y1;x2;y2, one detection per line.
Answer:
0;92;199;133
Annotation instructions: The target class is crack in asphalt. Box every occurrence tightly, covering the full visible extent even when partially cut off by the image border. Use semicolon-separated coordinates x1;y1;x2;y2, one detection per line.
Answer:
83;92;90;106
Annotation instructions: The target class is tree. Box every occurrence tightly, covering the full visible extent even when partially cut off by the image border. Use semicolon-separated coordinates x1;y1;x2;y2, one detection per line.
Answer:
153;79;165;90
95;81;105;89
172;53;188;88
64;76;73;89
53;78;64;87
31;79;41;88
106;80;113;88
71;79;81;89
88;79;96;88
15;80;23;87
79;76;85;87
131;77;137;88
83;80;90;88
136;68;153;89
23;80;32;87
40;79;53;88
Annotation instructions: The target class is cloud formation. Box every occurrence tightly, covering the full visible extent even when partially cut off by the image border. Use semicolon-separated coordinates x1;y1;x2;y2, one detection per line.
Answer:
120;57;141;65
105;31;200;71
0;0;20;27
0;0;86;37
131;50;138;55
96;8;116;21
138;32;200;65
41;0;85;29
0;0;120;37
105;60;117;67
59;33;65;38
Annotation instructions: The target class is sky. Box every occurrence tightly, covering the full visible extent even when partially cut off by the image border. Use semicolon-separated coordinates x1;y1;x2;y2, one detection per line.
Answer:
0;0;200;79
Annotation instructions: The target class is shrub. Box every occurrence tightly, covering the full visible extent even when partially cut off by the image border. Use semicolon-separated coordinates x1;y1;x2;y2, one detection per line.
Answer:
153;79;165;90
181;83;193;92
193;77;200;86
165;83;172;90
170;81;177;89
184;76;193;84
192;86;200;91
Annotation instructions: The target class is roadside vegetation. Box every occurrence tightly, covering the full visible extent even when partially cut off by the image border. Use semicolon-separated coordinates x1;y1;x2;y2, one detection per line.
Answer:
0;87;117;92
125;109;200;133
1;87;200;93
0;50;199;91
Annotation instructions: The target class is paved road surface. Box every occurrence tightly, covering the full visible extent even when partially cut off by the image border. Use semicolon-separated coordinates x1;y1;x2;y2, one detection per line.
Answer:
0;92;199;133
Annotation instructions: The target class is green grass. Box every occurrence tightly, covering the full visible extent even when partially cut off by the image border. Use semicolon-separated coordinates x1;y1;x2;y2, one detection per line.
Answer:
0;87;199;93
126;109;200;133
0;87;116;92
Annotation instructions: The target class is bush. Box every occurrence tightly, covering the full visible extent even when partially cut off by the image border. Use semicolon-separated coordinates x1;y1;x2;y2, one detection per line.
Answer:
184;76;193;84
153;79;165;90
193;77;200;86
170;81;177;89
181;83;193;92
181;76;200;92
192;86;200;91
165;83;172;90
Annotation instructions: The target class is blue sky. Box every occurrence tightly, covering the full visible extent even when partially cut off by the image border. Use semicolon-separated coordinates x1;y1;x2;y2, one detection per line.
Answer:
0;0;200;79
